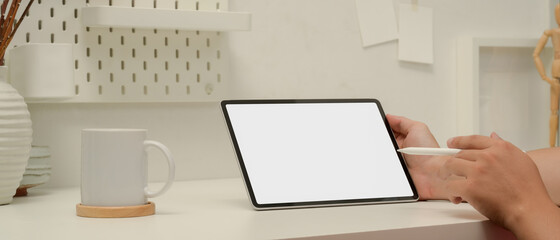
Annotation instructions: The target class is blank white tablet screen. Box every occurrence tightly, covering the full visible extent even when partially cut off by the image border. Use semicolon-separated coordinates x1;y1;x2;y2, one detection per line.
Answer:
226;102;413;204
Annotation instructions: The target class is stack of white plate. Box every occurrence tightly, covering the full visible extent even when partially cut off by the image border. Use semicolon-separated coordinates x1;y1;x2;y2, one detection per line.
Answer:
16;146;51;196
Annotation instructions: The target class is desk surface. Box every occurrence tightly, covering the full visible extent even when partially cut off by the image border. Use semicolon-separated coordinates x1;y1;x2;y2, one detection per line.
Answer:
1;178;514;239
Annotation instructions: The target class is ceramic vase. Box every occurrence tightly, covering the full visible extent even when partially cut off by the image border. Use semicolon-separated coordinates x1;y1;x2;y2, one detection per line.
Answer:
0;66;33;205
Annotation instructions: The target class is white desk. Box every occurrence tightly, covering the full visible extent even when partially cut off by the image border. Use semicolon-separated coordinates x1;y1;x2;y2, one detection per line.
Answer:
0;178;515;239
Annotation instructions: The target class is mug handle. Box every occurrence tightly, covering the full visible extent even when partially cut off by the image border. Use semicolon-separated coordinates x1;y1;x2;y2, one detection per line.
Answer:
143;140;175;198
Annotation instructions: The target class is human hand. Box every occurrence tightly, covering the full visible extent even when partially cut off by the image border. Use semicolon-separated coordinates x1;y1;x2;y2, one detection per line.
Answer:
386;114;439;150
386;114;448;200
442;133;559;238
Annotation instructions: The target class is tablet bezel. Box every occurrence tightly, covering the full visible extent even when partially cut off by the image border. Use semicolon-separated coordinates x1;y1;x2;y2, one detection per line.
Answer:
221;99;418;210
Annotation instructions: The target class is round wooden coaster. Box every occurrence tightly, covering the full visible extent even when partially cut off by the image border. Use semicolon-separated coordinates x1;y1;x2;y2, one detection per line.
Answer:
76;201;155;218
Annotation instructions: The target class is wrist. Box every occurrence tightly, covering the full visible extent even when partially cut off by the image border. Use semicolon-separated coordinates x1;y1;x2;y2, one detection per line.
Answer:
507;198;560;240
420;155;451;200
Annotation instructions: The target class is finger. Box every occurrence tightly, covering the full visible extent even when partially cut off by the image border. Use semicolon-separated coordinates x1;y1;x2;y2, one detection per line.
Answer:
386;114;406;145
386;114;428;137
490;132;502;140
450;196;463;204
447;135;494;150
444;178;468;204
438;157;474;179
453;149;481;162
386;114;407;135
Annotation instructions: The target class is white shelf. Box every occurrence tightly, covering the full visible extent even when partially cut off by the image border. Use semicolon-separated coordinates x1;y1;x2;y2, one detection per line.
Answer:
82;6;251;31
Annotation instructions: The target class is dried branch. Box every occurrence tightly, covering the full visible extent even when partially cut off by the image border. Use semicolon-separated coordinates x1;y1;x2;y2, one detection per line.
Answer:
0;0;33;62
0;0;34;66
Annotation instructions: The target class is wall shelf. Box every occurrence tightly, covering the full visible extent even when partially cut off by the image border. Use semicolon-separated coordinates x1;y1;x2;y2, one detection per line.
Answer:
82;6;251;32
6;0;249;103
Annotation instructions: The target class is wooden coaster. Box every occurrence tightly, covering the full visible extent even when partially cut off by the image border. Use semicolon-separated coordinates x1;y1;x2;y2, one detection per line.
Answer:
76;202;155;218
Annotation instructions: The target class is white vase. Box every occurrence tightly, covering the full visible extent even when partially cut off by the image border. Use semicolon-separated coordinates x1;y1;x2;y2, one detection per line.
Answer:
0;66;32;205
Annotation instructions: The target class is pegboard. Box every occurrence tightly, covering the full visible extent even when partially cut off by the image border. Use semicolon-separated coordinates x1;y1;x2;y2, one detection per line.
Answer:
7;0;231;102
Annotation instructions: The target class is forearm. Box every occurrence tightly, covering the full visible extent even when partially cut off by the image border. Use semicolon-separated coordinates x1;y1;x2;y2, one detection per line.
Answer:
510;199;560;240
424;148;560;204
527;148;560;205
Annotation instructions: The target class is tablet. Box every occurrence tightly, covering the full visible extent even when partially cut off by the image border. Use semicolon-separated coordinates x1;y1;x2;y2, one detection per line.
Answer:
221;99;418;210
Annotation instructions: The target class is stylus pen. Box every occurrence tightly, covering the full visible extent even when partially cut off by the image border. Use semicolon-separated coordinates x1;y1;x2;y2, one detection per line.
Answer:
397;147;461;156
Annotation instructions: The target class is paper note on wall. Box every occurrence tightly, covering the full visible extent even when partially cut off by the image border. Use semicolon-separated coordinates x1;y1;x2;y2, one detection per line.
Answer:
355;0;398;47
398;4;434;64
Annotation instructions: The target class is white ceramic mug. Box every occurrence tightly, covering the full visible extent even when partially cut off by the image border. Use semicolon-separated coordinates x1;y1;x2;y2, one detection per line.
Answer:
81;129;175;207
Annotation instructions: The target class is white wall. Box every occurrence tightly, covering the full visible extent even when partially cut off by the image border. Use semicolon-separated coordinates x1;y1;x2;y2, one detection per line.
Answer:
29;0;549;188
227;0;549;142
29;102;238;188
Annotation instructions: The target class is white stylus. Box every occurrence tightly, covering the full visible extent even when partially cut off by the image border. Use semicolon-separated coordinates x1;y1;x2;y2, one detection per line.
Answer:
397;147;461;156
